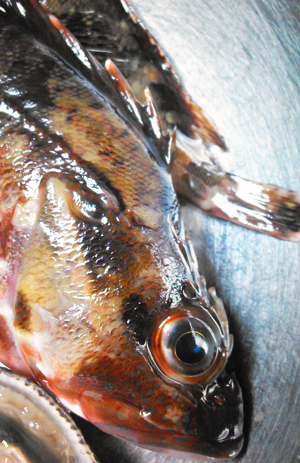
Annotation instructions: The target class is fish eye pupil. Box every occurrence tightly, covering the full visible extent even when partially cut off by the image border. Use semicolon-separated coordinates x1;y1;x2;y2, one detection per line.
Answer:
175;331;207;365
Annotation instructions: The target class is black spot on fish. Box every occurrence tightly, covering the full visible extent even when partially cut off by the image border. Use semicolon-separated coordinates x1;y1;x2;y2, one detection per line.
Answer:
122;294;154;345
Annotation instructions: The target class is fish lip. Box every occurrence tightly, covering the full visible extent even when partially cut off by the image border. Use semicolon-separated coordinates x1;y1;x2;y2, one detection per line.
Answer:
198;433;244;460
188;433;244;460
164;430;244;460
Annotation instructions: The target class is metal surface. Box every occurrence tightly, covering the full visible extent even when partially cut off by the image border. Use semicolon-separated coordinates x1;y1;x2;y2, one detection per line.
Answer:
75;0;300;462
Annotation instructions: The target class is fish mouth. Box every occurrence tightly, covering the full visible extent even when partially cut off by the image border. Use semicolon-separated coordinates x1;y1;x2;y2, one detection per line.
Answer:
84;371;243;460
96;419;243;461
138;370;244;460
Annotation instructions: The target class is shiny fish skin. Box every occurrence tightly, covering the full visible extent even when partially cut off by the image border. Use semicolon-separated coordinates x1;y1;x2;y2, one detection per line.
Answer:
0;0;243;460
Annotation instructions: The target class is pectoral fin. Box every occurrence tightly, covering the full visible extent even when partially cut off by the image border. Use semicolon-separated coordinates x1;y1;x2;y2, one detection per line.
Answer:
172;148;300;241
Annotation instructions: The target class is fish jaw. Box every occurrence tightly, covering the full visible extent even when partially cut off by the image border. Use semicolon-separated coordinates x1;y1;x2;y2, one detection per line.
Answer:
79;371;243;460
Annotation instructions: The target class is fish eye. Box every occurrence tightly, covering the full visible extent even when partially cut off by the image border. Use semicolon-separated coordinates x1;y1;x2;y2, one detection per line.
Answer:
149;311;227;385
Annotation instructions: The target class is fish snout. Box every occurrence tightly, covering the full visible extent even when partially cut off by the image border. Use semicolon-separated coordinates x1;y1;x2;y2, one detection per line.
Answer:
191;371;244;457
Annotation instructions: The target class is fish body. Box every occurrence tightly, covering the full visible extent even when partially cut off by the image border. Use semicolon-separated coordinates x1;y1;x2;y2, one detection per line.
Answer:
0;0;243;460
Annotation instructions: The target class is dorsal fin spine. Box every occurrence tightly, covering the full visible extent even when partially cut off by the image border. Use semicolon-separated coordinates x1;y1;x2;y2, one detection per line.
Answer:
144;87;162;140
105;58;177;170
166;127;176;170
105;59;144;126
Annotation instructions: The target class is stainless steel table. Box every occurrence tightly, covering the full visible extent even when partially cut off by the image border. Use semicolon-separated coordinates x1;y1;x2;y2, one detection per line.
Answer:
75;1;300;461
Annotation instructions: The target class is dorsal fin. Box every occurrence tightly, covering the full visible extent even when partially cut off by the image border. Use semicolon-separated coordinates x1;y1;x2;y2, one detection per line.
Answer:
144;89;176;170
105;58;176;169
144;88;163;141
166;126;177;171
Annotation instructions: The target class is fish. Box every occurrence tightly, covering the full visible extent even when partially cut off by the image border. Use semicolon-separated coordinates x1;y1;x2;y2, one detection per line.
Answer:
0;367;99;463
0;0;244;460
0;0;299;461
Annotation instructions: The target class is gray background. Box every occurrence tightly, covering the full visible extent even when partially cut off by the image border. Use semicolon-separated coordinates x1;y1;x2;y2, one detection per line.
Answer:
76;0;300;462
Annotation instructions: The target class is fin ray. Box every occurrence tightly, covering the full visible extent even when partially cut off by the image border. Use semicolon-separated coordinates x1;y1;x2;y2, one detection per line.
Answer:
172;150;300;241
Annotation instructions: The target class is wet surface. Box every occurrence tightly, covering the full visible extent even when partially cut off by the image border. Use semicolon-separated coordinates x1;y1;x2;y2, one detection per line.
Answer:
75;0;300;462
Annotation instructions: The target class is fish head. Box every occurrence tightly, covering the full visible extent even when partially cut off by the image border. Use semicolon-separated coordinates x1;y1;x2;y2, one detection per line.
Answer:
59;285;242;461
11;173;243;460
78;300;244;460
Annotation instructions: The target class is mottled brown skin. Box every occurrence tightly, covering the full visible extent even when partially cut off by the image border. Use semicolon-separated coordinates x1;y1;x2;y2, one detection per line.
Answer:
0;0;295;459
0;17;184;371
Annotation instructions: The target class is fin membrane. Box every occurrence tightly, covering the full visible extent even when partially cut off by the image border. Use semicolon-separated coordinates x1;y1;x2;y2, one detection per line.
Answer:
172;149;300;241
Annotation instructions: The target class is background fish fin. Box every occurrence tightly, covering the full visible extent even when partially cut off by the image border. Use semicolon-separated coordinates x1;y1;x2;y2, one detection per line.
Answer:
172;149;300;241
42;0;226;149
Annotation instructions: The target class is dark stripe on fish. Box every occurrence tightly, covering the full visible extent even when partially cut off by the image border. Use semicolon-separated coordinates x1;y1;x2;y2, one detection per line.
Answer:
74;159;127;212
122;294;155;345
14;292;31;331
